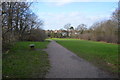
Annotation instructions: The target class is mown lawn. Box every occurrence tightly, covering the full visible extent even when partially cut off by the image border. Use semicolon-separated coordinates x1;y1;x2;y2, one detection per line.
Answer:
3;41;50;78
52;38;119;75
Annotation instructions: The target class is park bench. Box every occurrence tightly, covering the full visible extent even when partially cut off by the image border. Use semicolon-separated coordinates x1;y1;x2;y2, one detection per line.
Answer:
29;44;35;49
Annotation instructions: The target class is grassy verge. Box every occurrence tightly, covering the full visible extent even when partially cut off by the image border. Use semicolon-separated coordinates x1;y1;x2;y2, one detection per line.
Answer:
3;41;50;78
52;38;119;75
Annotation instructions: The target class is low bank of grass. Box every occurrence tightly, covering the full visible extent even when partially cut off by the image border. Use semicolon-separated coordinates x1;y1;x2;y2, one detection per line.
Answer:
3;41;50;78
52;38;119;75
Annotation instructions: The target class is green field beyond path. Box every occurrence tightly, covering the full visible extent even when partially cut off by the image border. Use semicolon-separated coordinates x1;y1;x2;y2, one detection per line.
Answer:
3;41;50;78
52;38;119;75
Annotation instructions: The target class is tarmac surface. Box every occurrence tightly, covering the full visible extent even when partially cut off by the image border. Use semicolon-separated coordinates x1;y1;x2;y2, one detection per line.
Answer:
45;40;112;78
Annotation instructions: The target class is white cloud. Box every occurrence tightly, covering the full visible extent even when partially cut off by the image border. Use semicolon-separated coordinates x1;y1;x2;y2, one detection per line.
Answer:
37;12;111;30
33;0;118;2
27;0;119;6
53;0;73;6
27;0;119;3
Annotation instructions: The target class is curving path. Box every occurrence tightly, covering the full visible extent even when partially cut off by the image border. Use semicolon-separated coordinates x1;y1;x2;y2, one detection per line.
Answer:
45;40;112;78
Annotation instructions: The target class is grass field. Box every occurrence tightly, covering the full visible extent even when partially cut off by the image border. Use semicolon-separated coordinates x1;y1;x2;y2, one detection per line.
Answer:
52;38;119;75
3;41;50;78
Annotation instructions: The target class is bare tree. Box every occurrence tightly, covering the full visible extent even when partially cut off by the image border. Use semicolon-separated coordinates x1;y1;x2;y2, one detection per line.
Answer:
64;23;71;37
76;24;87;34
2;2;46;51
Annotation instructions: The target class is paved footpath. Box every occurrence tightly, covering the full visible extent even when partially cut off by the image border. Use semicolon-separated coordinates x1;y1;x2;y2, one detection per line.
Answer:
45;40;112;78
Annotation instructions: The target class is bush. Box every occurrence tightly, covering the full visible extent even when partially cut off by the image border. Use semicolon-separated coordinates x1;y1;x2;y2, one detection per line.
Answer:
27;29;47;42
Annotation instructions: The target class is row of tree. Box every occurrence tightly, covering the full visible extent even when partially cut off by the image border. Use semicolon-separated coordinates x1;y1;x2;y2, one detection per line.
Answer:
2;2;46;51
65;9;119;43
47;9;119;44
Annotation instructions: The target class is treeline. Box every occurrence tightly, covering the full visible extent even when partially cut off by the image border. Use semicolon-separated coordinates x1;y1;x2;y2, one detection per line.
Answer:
47;9;119;44
74;9;119;43
2;2;46;51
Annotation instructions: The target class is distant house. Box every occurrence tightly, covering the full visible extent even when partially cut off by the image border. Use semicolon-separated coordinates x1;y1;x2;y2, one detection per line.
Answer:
61;30;67;37
45;29;79;38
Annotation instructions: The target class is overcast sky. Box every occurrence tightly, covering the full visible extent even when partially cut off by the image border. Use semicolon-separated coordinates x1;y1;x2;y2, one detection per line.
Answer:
30;1;118;30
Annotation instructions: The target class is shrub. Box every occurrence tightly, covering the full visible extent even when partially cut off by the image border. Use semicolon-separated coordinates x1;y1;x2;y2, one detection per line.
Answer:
27;29;47;42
